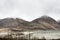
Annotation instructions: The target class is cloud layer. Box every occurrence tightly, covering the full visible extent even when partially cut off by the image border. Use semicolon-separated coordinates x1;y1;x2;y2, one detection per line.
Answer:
0;0;60;21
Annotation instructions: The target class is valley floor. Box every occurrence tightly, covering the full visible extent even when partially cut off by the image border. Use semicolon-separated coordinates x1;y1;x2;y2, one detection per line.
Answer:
0;30;60;40
0;38;60;40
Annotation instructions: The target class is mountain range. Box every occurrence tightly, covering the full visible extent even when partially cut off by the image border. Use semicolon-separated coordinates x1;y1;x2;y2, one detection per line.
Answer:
0;15;60;30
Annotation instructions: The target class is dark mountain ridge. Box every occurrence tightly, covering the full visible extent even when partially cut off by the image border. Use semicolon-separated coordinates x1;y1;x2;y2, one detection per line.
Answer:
31;16;60;30
0;16;60;30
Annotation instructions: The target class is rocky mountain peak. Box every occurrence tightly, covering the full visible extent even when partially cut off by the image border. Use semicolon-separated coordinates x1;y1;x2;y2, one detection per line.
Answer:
32;15;57;24
0;16;59;30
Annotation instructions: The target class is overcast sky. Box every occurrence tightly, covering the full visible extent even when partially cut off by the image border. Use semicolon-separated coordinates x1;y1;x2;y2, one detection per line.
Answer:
0;0;60;21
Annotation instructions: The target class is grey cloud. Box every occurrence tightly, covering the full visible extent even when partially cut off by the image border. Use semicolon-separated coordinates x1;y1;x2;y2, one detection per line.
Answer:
0;0;60;21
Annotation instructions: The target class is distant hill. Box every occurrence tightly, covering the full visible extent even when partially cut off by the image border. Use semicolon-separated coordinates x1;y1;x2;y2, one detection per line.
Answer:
0;18;29;28
31;16;60;30
0;16;60;30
